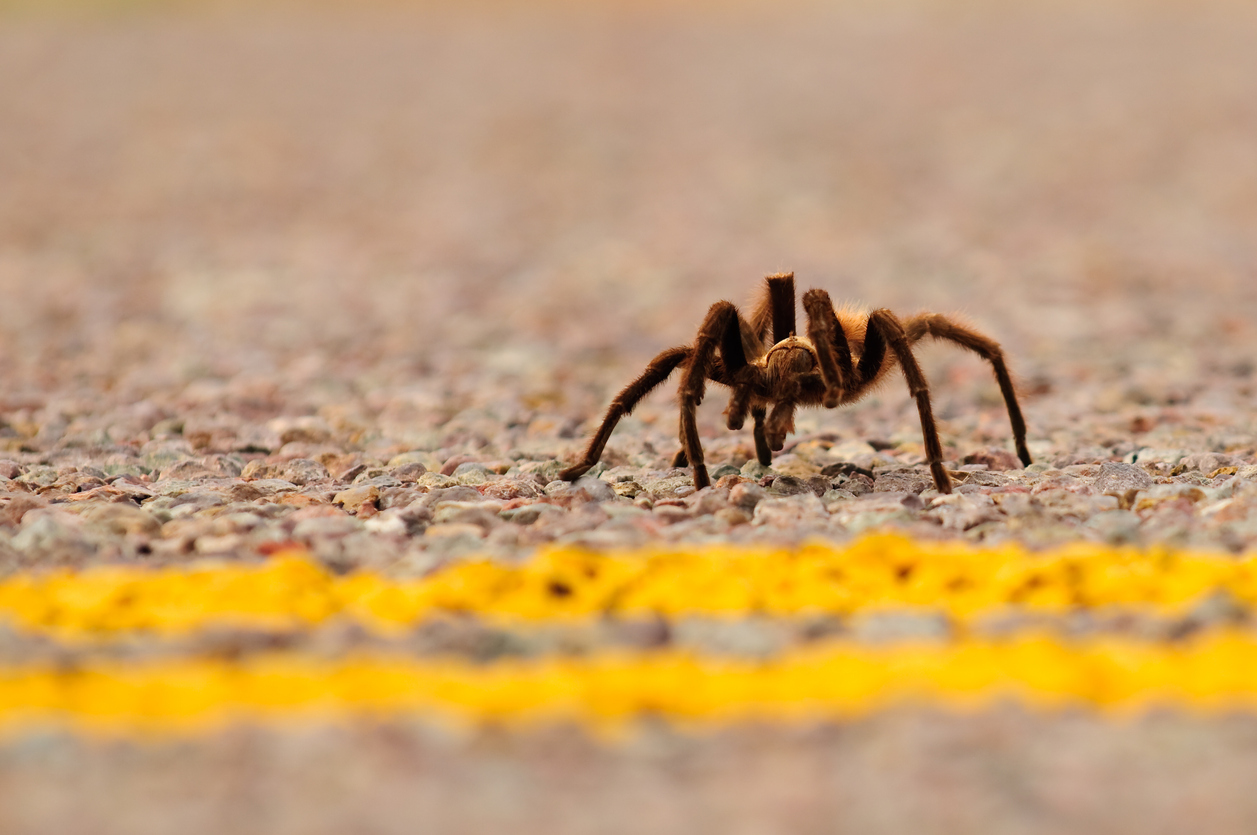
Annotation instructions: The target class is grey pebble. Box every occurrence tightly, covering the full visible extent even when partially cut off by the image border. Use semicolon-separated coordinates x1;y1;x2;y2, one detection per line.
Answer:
1085;510;1143;544
872;470;931;495
390;462;428;483
282;459;331;486
729;482;766;510
768;475;813;497
740;460;774;480
1093;461;1155;493
292;516;365;539
751;494;827;527
418;486;482;508
572;476;617;503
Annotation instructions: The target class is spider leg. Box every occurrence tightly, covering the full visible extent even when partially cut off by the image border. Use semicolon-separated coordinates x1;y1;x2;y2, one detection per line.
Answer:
749;272;797;345
904;313;1032;466
560;345;692;481
802;288;855;408
679;300;749;490
750;407;771;465
866;309;953;494
764;401;796;452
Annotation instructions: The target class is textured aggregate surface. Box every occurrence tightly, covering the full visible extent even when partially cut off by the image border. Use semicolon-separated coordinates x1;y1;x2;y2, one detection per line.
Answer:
2;0;1257;832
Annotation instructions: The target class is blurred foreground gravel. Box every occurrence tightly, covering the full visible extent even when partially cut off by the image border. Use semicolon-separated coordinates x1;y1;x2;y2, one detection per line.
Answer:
2;1;1257;832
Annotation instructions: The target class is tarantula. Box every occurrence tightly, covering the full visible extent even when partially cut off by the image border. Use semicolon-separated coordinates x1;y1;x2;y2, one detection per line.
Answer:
560;273;1031;493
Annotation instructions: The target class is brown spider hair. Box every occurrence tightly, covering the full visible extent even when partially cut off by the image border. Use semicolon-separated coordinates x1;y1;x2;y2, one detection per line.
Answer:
561;273;1031;493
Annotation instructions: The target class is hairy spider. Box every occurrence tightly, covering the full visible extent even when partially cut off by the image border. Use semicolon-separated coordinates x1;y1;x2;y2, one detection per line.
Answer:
560;273;1032;493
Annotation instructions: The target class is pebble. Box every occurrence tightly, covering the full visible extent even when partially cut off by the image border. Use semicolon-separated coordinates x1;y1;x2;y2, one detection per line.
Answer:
571;476;617;503
740;461;774;480
872;469;931;495
1093;462;1155;494
767;475;813;497
480;478;543;501
333;485;380;513
282;459;331;486
728;482;766;511
390;462;428;483
291;516;364;540
751;494;828;528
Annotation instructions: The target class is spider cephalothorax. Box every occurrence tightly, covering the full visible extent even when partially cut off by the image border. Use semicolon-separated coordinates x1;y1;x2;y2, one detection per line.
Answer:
560;273;1031;493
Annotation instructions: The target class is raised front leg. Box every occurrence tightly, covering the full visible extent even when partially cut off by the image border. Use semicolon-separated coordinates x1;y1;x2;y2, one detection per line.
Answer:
748;272;797;346
560;346;691;481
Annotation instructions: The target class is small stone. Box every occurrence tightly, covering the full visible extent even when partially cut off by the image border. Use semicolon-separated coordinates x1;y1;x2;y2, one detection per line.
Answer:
280;459;331;486
0;460;23;480
821;461;875;480
1129;448;1186;468
715;507;751;526
740;460;773;480
1176;452;1241;474
418;486;482;507
80;504;162;538
752;494;827;527
647;475;693;500
292;516;364;539
499;505;548;525
333;484;380;513
513;460;564;484
391;462;428;483
1093;461;1155;493
351;467;390;484
269;416;333;446
825;440;877;464
768;475;812;496
612;480;644;498
453;462;495;485
572;476;616;503
709;463;740;480
388;451;439;470
480;478;543;501
652;504;691;523
1085;509;1142;544
416;472;456;489
963;448;1023;471
692;487;730;516
424;523;486;540
363;510;408;536
873;470;930;494
240;478;299;497
431;502;500;532
241;459;278;480
729;482;766;510
17;467;61;487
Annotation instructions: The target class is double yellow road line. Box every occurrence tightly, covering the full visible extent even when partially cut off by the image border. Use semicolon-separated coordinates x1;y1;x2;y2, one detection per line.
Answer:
2;535;1256;735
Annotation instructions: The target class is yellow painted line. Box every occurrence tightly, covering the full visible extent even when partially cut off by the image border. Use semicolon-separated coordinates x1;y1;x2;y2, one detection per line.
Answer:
2;535;1255;641
4;632;1257;737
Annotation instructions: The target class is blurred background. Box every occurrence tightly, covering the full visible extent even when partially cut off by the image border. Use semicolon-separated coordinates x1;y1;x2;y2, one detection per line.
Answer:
4;4;1257;832
1;0;1255;456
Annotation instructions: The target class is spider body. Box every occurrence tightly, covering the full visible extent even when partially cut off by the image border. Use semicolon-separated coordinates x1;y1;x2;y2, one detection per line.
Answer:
560;273;1031;493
